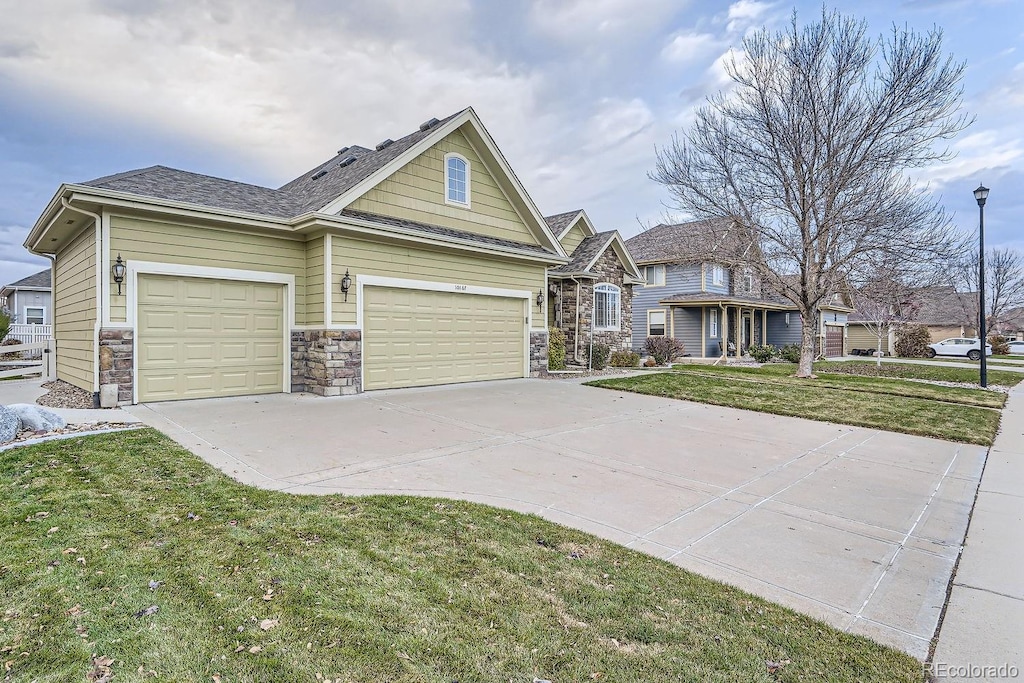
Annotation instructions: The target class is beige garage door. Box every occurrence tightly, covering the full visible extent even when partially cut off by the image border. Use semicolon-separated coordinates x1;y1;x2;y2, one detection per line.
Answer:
363;286;525;390
137;275;285;402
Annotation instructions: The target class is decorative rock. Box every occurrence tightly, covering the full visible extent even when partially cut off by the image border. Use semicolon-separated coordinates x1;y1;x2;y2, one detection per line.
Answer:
7;404;66;432
0;405;20;443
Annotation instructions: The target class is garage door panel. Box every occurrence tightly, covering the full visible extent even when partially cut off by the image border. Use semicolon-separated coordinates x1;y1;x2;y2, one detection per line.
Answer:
364;286;525;390
138;275;284;402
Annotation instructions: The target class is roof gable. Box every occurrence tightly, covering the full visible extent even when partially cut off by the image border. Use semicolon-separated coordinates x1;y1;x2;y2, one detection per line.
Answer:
319;108;565;256
623;218;735;264
550;230;642;281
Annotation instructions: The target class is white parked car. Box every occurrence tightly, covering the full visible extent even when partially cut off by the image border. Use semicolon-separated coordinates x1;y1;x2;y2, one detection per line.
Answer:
926;337;992;361
1006;340;1024;355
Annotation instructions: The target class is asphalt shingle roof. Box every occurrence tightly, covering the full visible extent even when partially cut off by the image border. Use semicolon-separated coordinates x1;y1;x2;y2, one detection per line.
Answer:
80;110;465;220
847;286;972;325
550;232;616;275
544;210;582;236
3;268;51;290
623;218;735;264
339;209;553;256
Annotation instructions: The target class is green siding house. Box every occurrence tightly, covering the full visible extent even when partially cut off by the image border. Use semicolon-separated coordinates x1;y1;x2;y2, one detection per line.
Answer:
25;108;586;405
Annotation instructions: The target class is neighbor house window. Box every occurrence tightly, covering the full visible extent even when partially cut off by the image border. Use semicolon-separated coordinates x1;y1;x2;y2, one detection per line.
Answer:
24;307;44;325
648;310;666;336
444;153;470;206
709;308;719;337
643;264;665;287
712;264;725;286
743;268;754;294
594;283;620;330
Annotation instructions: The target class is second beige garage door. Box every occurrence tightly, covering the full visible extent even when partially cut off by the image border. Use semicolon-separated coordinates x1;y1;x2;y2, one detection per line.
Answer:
363;286;525;390
137;275;285;402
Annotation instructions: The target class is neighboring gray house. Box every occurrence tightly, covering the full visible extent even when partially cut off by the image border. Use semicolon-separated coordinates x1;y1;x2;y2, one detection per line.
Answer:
624;221;852;359
1;268;52;326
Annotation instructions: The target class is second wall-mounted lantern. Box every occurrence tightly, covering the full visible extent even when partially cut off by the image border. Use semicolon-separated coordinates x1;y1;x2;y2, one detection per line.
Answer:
112;254;127;295
340;269;352;302
536;289;544;309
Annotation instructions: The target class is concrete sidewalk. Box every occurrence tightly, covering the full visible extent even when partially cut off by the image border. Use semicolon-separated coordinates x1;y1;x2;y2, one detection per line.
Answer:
931;386;1024;681
0;378;139;425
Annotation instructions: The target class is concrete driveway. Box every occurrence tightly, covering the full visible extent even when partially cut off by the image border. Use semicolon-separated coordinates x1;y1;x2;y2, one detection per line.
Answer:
127;378;986;659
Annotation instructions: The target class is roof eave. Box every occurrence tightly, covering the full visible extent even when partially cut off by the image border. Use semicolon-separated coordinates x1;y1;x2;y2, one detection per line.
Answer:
297;212;568;265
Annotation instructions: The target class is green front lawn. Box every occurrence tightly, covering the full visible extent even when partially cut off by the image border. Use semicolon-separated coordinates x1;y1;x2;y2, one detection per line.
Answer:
0;430;923;682
815;360;1024;386
665;363;1005;408
592;367;1001;444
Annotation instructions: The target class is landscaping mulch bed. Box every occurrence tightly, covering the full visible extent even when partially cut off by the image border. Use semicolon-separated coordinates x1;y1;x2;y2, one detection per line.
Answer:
35;379;95;409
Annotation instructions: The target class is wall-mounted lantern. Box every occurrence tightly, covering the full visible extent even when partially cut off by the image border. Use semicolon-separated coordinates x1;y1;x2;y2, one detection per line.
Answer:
536;289;544;309
111;254;127;296
340;269;352;302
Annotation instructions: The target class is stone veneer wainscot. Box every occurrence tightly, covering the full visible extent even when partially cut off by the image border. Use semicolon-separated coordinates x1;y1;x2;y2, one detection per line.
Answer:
98;328;134;406
291;330;362;396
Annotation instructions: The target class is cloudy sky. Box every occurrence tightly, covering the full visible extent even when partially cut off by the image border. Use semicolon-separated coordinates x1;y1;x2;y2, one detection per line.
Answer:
0;0;1020;283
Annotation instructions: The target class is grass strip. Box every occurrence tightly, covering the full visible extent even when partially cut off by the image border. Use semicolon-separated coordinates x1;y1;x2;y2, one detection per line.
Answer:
0;429;924;682
667;364;1005;408
590;372;999;445
815;360;1024;386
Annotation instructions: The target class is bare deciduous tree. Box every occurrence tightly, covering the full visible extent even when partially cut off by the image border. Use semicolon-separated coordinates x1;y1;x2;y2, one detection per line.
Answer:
946;246;1024;335
851;269;920;366
651;9;970;376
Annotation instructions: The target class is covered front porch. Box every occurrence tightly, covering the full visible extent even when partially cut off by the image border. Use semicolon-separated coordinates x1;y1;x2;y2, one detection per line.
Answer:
658;295;795;360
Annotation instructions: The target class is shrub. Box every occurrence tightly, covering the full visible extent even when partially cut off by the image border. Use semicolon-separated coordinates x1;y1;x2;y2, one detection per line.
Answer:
895;324;932;358
608;350;640;367
988;334;1010;355
0;308;11;342
548;327;567;371
779;344;801;363
645;336;685;365
587;343;611;370
747;344;777;363
644;357;657;367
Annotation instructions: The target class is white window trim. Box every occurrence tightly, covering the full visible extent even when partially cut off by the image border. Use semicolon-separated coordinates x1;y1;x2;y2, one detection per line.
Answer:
712;264;725;287
23;305;46;325
709;308;719;337
743;268;753;294
647;309;667;336
593;283;621;331
443;152;471;208
643;264;665;288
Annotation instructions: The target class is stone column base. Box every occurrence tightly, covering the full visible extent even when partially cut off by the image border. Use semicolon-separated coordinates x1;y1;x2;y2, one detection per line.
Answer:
530;330;549;377
291;329;362;396
98;328;134;406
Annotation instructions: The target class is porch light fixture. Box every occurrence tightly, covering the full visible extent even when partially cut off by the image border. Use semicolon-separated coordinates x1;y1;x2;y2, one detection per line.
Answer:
111;254;126;296
536;289;544;309
340;269;352;302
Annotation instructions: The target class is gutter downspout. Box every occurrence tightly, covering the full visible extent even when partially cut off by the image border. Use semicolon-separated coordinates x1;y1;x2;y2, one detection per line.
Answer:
570;277;582;364
61;197;104;394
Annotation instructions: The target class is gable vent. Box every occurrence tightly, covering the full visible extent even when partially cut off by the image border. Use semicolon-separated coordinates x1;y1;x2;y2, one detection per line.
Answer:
310;170;328;180
337;146;350;156
419;117;440;131
338;155;358;168
375;138;394;151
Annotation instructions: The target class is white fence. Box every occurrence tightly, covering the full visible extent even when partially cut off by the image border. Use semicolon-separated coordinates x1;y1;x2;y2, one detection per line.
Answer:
3;324;53;359
0;339;56;380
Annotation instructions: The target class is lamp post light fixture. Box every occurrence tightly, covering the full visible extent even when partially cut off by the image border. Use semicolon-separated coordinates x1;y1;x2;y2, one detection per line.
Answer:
340;269;352;302
974;184;989;388
111;254;127;296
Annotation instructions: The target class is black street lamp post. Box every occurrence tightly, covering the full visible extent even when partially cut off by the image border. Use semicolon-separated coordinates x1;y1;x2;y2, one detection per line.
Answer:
975;184;990;388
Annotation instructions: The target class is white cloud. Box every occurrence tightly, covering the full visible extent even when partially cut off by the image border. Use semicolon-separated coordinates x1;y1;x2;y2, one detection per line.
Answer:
725;0;775;33
661;31;719;64
528;0;682;45
918;131;1024;187
0;2;537;181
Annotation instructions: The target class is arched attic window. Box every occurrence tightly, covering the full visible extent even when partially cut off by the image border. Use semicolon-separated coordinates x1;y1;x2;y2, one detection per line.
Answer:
594;283;620;331
444;152;471;207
